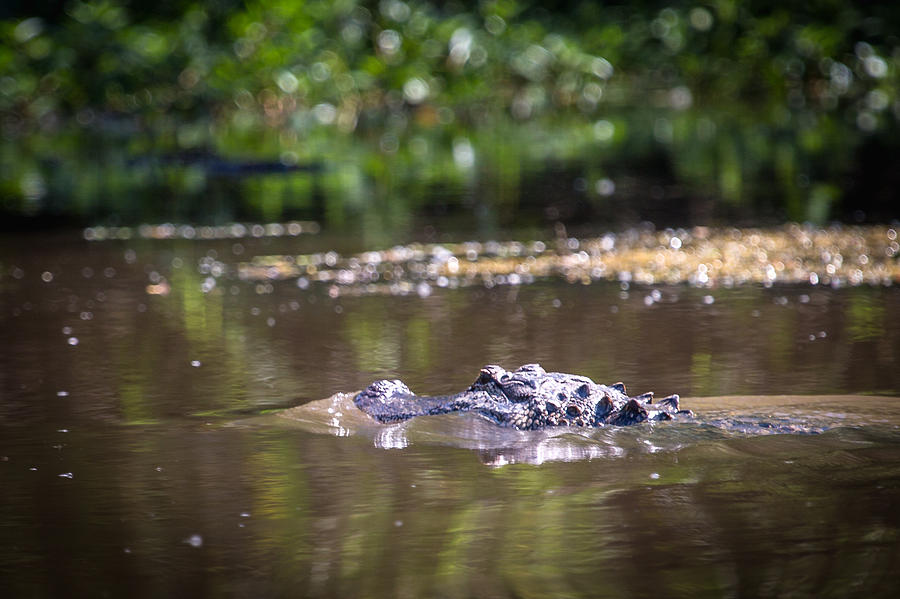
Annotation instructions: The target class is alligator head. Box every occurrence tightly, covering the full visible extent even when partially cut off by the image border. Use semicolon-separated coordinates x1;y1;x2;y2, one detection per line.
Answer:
354;364;689;430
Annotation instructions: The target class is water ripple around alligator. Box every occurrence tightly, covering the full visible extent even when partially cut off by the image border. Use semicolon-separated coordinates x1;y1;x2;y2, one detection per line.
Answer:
269;393;900;466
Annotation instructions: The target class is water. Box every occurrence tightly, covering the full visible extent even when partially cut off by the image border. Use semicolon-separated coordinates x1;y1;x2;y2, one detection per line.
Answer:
2;230;899;597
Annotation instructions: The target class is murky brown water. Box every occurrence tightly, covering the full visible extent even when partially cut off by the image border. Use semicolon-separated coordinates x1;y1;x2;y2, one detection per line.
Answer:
2;231;899;597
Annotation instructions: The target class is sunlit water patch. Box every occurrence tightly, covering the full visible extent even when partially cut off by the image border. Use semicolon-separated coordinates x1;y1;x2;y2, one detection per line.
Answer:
84;220;320;241
237;224;900;296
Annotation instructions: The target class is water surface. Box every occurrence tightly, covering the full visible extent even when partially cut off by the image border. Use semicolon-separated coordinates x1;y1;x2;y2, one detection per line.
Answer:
2;231;899;597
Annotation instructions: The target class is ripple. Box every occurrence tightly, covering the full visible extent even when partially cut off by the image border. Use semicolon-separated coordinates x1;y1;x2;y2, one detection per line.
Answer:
272;392;900;466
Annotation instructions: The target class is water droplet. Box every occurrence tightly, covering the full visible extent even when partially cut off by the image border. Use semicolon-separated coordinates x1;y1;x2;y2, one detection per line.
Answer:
67;337;79;346
41;271;53;282
59;472;73;479
191;360;201;367
185;534;203;548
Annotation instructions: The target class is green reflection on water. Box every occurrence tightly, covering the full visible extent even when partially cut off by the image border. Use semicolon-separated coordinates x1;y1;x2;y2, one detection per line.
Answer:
405;317;432;372
118;379;155;425
343;309;402;373
847;291;886;342
691;352;714;396
206;429;898;598
171;264;222;346
248;435;312;564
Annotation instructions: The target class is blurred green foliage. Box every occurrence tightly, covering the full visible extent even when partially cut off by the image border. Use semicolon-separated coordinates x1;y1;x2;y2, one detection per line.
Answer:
1;0;898;228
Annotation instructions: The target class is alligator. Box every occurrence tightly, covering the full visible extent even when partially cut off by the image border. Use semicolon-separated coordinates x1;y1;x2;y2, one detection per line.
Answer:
354;363;691;430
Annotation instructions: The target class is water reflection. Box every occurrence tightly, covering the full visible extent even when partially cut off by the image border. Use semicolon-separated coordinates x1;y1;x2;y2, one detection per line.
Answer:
10;415;897;597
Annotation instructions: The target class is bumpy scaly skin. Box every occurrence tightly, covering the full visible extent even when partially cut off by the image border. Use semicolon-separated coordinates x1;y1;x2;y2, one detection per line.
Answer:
354;364;691;430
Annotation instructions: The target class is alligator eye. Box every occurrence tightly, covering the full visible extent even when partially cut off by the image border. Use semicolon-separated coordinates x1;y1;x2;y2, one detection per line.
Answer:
500;374;510;383
566;404;582;417
477;366;504;385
